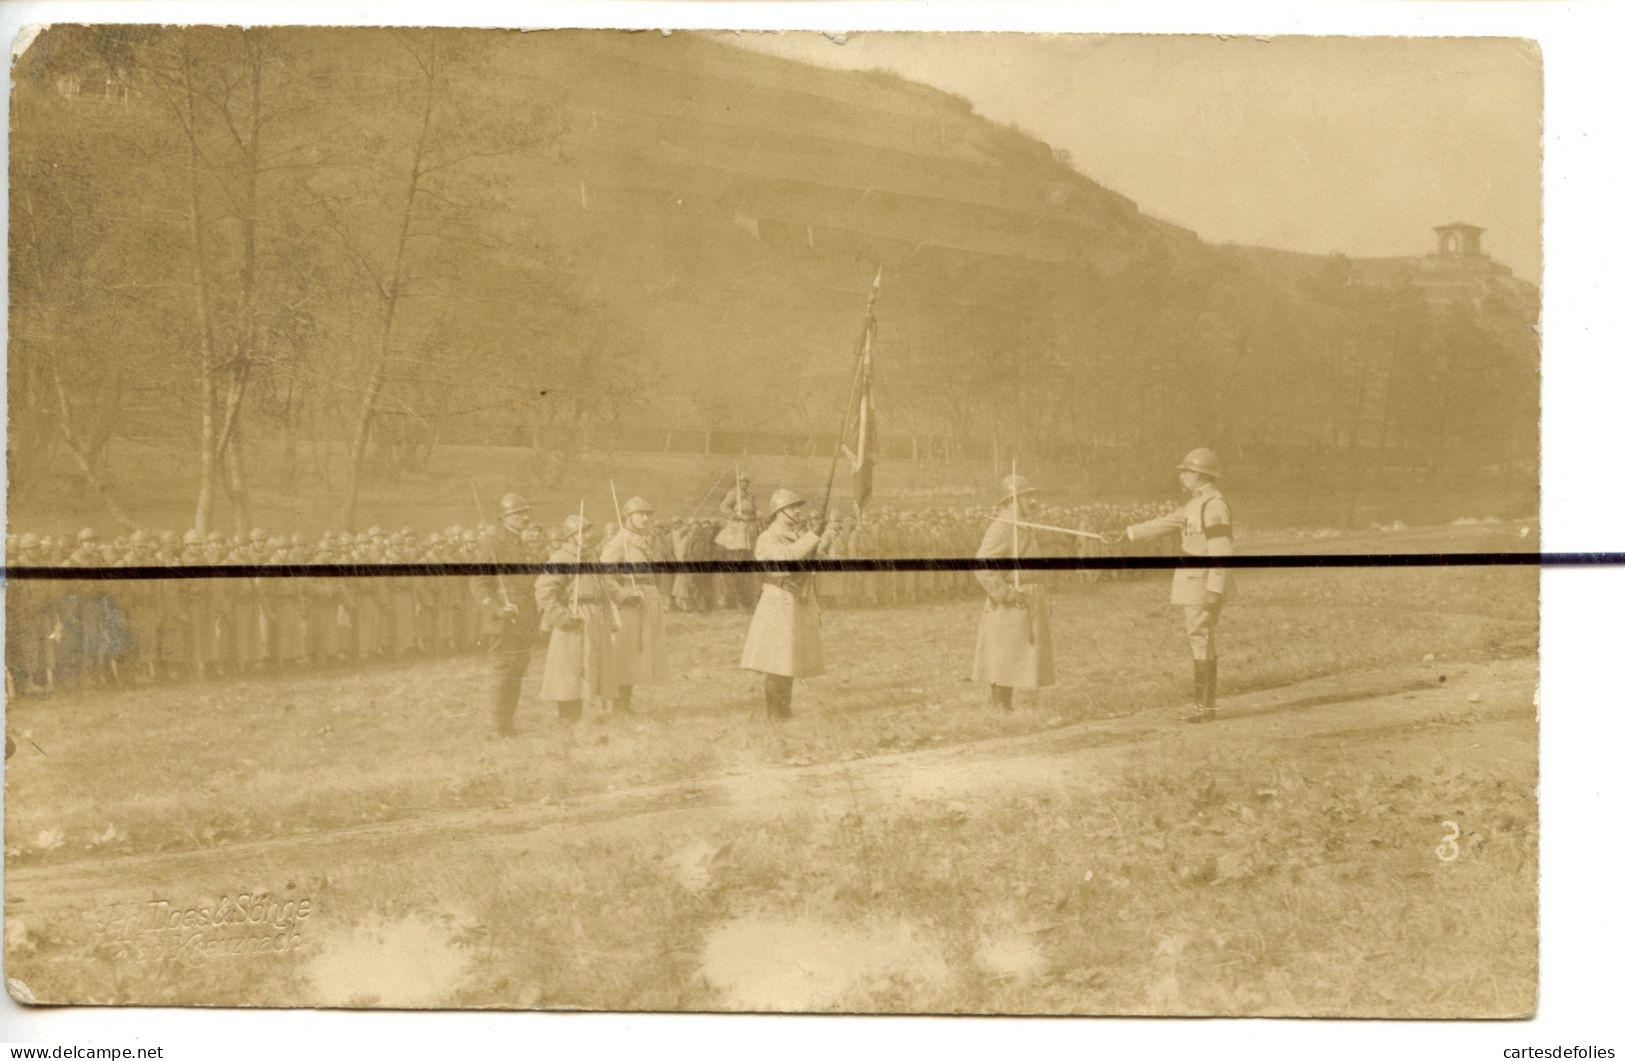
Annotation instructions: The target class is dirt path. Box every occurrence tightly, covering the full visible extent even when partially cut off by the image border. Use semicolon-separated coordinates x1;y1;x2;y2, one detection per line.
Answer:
6;654;1536;916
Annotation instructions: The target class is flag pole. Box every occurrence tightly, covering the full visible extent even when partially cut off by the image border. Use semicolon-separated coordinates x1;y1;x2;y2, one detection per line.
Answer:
1010;456;1022;591
821;267;883;522
570;499;584;617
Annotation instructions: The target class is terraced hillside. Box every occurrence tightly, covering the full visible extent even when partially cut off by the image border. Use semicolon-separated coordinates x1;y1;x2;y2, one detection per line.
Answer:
10;27;1538;525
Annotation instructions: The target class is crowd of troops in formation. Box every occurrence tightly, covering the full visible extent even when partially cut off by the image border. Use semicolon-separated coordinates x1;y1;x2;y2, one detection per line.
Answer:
5;459;1226;724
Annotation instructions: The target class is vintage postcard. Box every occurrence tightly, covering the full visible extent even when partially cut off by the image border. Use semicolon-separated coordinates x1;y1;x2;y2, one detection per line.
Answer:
4;27;1539;1015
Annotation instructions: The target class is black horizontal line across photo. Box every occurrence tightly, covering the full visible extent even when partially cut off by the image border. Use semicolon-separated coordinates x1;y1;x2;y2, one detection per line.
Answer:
0;552;1615;581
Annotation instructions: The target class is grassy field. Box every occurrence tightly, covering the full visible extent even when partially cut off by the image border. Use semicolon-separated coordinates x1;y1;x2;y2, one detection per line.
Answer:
3;526;1538;1014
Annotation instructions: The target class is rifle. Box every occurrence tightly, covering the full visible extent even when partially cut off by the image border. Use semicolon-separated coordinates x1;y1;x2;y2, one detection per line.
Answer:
570;499;583;618
608;479;637;644
571;497;621;635
1010;457;1021;593
685;465;732;522
1009;458;1032;645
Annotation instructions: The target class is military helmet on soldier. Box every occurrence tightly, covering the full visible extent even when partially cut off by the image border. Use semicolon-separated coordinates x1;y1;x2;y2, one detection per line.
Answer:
499;493;531;518
623;496;654;517
78;527;98;544
767;488;804;518
1177;447;1221;479
561;513;592;537
999;474;1038;499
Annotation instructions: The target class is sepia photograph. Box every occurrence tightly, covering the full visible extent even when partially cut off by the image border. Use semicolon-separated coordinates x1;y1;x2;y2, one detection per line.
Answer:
4;23;1545;1020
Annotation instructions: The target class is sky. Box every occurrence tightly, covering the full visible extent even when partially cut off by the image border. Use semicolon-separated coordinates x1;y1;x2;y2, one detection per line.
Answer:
723;32;1542;284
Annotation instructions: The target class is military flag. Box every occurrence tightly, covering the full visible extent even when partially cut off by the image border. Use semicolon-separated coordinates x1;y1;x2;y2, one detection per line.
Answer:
822;266;883;521
842;317;878;516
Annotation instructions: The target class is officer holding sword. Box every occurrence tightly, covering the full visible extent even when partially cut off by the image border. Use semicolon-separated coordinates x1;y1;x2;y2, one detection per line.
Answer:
1104;448;1235;724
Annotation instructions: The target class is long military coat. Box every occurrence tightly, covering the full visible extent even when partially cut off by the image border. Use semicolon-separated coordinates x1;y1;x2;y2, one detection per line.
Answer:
534;544;620;701
739;520;827;678
970;511;1055;689
600;527;669;687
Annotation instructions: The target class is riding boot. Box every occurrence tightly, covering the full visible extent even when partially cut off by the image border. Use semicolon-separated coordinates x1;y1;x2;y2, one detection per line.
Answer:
1204;658;1219;714
1180;659;1215;724
557;699;583;723
990;684;1013;711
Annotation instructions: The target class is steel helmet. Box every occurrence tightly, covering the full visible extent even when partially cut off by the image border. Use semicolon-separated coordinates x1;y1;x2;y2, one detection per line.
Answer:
623;496;654;517
767;488;805;518
1177;448;1221;479
499;493;532;518
1000;474;1038;499
561;513;592;536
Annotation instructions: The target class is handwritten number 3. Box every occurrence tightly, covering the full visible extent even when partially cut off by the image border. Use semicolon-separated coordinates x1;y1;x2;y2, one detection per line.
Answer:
1436;820;1461;863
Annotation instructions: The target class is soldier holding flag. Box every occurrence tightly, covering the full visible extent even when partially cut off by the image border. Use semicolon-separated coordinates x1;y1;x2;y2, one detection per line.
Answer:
740;265;882;719
739;490;839;719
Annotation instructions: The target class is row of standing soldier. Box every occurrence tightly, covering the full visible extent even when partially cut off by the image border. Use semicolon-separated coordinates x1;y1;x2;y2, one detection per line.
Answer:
6;489;1190;712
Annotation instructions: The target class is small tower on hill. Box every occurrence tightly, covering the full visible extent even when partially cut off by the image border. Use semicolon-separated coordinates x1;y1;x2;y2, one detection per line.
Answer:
1432;222;1487;260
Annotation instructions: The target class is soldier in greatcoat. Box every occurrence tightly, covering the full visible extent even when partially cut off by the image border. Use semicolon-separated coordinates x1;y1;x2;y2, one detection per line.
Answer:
7;535;58;693
178;530;212;680
599;496;669;714
1106;447;1235;723
124;532;162;682
971;475;1056;711
715;472;761;609
739;489;839;719
535;514;622;722
471;493;544;737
